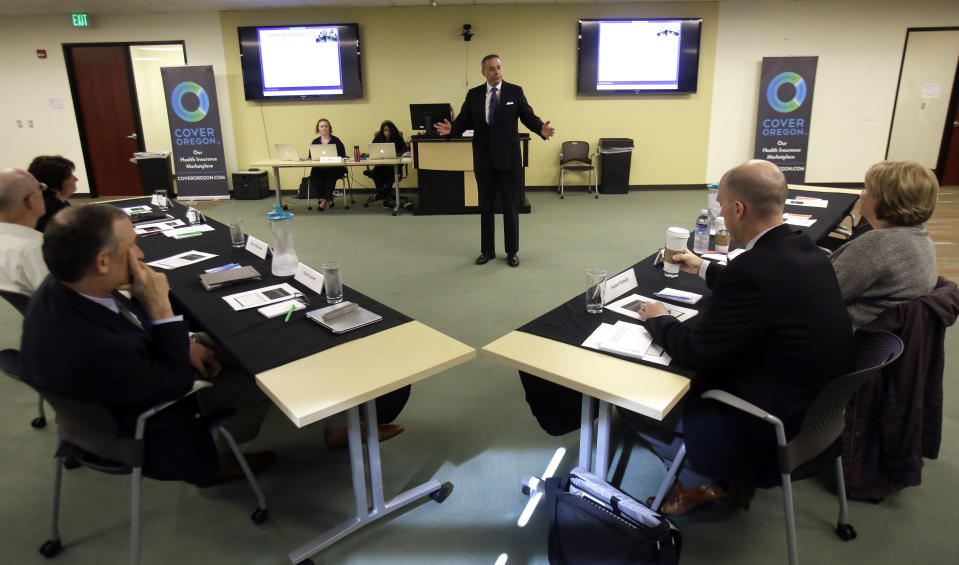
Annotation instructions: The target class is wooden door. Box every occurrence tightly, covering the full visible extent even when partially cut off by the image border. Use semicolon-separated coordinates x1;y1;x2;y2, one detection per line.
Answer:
941;89;959;186
66;45;143;197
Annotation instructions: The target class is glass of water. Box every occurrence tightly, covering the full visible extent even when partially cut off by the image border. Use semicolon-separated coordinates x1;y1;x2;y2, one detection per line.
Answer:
154;189;169;211
229;218;245;248
586;268;607;314
322;261;343;304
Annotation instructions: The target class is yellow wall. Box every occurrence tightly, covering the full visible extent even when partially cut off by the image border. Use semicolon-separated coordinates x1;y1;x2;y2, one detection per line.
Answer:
219;3;718;192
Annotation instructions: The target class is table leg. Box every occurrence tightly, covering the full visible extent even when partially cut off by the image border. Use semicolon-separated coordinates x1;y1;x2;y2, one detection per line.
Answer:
595;400;611;479
392;164;400;216
272;168;283;208
578;394;595;471
287;401;447;564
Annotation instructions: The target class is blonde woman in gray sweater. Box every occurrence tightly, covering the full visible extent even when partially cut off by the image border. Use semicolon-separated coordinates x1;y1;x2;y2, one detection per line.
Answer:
830;161;939;329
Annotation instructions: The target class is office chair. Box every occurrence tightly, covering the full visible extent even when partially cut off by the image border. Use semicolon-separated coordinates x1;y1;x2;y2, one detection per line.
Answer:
0;349;269;565
1;289;47;428
302;171;354;211
558;141;599;199
363;163;412;214
649;330;903;565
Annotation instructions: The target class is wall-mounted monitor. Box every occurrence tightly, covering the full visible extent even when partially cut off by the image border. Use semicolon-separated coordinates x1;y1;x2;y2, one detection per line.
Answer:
238;23;362;101
577;19;702;95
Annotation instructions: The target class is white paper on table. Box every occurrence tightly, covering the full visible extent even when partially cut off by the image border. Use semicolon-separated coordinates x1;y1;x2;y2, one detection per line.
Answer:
604;268;638;303
222;283;302;311
607;293;698;322
134;218;185;235
163;224;216;238
582;321;671;365
121;205;153;215
785;197;828;208
653;287;702;305
146;250;217;270
245;236;270;259
294;263;325;295
783;213;817;227
701;252;728;265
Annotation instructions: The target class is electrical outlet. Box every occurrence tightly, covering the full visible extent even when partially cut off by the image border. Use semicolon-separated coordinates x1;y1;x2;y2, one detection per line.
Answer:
27;120;34;128
16;120;23;128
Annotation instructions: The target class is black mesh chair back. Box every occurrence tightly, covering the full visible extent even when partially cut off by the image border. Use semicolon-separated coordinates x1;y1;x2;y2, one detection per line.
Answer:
558;141;598;199
41;390;143;471
779;331;904;473
560;141;591;166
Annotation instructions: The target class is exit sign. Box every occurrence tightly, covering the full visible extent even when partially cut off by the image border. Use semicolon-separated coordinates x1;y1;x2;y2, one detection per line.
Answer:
71;14;88;27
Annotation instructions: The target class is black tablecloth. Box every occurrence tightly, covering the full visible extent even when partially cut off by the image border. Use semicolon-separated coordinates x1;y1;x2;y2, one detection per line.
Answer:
786;189;859;244
129;198;412;375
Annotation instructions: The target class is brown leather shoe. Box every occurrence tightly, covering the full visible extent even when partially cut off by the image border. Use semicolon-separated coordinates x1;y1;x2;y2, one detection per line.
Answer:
218;451;277;482
324;423;404;449
648;481;727;516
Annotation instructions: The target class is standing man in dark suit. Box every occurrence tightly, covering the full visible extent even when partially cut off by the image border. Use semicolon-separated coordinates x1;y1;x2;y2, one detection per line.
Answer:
21;205;272;485
631;160;854;515
436;54;555;267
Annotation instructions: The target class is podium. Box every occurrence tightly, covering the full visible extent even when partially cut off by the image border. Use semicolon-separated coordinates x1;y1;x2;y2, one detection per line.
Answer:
410;135;531;215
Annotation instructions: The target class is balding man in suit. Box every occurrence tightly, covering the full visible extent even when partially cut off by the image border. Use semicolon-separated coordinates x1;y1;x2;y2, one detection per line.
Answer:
0;168;48;296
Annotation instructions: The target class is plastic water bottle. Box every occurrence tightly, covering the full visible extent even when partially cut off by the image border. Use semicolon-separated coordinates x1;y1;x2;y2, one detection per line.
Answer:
267;205;298;276
693;209;710;254
715;216;730;253
706;183;720;234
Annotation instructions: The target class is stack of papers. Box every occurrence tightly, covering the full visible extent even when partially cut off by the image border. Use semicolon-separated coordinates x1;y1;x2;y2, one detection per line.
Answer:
582;321;670;366
785;196;828;208
783;213;817;227
147;250;216;270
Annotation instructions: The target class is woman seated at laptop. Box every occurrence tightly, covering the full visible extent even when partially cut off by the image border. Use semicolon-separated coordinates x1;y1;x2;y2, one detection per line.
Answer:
830;160;939;329
308;118;346;211
28;155;78;231
367;120;407;205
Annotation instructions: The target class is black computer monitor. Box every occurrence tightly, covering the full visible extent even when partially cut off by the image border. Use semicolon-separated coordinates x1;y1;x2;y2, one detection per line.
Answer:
409;103;453;135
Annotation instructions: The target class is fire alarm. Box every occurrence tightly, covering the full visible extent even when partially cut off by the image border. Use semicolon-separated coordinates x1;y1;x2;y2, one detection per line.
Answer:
37;49;47;59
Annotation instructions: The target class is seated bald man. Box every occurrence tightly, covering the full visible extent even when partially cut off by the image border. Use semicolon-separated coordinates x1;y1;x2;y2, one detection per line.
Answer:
21;204;272;485
630;160;854;515
0;169;48;296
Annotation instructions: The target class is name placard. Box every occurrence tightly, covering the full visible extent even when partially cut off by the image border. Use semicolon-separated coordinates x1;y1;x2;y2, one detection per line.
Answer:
294;263;325;295
245;235;269;259
605;268;638;303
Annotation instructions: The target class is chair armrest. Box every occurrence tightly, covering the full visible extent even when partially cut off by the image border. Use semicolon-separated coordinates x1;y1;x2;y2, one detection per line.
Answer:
558;152;564;159
134;380;212;440
832;226;852;237
701;389;788;446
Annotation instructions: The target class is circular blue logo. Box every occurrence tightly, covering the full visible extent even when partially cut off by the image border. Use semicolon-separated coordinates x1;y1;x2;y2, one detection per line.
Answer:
766;72;807;113
171;81;209;122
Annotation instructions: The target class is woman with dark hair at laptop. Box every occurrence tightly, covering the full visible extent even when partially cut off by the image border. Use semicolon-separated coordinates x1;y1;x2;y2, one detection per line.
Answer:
367;120;407;206
28;155;78;231
308;118;346;211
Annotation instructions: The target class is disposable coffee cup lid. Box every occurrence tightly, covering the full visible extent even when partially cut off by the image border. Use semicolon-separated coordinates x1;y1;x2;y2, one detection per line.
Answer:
667;226;689;237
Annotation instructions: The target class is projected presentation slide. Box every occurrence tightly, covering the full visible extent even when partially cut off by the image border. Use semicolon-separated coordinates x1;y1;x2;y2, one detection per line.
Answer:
258;26;343;96
596;20;681;90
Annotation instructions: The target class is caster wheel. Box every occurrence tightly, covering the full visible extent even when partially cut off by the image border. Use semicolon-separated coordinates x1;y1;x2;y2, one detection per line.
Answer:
63;458;81;470
835;523;857;541
392;210;397;216
31;416;47;429
39;539;62;558
429;483;453;503
251;508;269;524
282;204;289;211
594;195;599;199
363;202;369;208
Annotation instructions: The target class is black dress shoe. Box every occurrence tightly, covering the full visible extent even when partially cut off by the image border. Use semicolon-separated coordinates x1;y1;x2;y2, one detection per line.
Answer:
475;254;493;265
507;255;520;267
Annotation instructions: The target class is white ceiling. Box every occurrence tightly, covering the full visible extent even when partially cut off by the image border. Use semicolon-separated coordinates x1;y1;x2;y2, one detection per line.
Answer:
0;0;711;17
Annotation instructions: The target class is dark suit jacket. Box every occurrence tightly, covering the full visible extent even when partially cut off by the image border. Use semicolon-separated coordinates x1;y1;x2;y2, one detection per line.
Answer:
450;81;545;172
646;224;855;486
21;277;219;484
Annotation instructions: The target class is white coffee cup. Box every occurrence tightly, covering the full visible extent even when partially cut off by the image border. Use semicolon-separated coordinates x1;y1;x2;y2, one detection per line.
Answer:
663;227;690;278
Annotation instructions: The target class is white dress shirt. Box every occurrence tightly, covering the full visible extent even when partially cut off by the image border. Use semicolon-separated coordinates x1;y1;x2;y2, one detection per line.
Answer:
699;223;781;279
0;222;47;296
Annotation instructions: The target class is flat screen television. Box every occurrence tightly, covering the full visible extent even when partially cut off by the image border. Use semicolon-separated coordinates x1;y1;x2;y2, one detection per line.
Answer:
238;23;362;101
577;19;702;95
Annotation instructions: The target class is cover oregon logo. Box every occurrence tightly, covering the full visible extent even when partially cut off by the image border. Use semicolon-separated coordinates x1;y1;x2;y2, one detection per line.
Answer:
171;81;209;122
766;72;806;113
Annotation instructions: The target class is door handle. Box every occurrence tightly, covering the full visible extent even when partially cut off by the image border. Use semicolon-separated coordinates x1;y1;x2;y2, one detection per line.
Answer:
127;133;138;140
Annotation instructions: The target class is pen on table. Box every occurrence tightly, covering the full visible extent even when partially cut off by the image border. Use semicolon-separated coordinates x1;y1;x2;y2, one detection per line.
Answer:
655;293;694;302
140;232;161;238
176;231;203;237
283;303;296;323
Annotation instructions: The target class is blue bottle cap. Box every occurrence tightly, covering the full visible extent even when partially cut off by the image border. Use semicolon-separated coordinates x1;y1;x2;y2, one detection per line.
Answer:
267;204;294;221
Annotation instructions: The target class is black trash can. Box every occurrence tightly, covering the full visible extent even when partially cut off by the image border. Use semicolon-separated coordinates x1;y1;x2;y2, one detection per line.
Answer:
598;138;634;194
134;153;175;197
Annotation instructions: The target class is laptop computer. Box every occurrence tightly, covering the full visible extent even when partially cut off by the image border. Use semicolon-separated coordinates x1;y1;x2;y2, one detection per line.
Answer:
310;144;339;159
368;143;397;160
274;143;306;161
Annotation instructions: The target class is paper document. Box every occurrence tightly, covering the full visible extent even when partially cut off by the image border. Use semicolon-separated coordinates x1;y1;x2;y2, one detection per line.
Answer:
222;283;302;311
146;250;217;270
164;224;215;238
607;294;698;322
582;321;671;366
121;205;153;215
785;196;828;208
134;218;185;235
783;213;817;227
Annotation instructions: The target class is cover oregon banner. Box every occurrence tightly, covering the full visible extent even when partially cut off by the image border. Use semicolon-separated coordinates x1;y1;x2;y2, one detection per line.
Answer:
753;57;818;184
161;65;229;199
